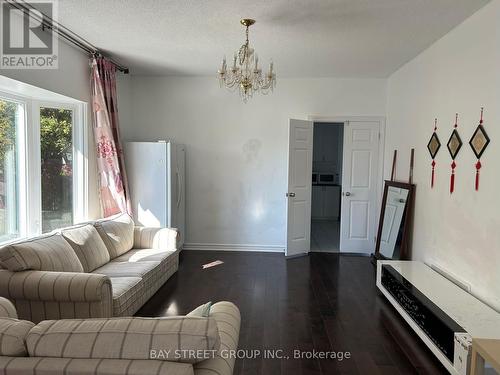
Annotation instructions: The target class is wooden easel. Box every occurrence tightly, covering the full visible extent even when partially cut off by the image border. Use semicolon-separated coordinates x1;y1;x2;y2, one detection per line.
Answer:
390;150;397;181
409;148;414;184
390;148;415;184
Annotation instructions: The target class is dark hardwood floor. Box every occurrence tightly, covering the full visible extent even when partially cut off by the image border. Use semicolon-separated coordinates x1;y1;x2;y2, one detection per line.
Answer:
137;251;448;375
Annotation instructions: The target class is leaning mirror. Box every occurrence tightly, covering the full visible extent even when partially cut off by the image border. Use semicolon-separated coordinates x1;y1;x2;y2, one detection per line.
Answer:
373;181;415;260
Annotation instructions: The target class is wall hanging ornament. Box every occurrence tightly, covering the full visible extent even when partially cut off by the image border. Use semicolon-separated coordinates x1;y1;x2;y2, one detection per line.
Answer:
427;118;441;188
447;113;463;194
469;107;490;191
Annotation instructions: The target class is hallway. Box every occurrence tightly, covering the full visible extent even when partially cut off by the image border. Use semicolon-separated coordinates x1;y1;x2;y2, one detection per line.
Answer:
311;220;340;252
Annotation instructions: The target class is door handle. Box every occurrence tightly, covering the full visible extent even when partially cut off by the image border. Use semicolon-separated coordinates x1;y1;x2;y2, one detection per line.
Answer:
398;198;406;203
343;192;351;197
176;169;182;208
286;192;296;198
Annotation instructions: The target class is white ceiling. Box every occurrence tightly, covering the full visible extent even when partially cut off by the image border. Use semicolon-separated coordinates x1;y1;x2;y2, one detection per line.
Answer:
57;0;490;77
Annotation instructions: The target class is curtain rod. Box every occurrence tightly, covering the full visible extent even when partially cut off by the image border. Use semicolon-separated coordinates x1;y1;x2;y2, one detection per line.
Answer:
9;0;129;74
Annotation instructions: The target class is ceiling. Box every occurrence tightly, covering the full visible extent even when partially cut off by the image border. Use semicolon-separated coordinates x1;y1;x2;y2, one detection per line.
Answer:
57;0;490;77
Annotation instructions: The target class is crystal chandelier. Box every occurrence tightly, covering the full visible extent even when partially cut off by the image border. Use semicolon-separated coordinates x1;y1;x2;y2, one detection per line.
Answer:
218;19;276;102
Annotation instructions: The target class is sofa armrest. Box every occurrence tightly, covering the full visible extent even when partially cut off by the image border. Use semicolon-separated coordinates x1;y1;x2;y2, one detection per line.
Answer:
194;302;241;375
0;269;113;322
133;226;179;250
0;296;17;318
0;269;111;303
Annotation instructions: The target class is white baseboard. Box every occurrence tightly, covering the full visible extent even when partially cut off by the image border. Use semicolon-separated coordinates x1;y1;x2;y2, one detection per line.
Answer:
183;243;285;253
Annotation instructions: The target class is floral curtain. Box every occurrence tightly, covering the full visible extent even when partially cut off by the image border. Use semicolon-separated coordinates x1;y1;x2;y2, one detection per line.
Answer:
90;57;131;217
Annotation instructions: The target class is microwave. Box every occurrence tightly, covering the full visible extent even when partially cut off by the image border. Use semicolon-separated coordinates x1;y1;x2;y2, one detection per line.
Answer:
318;173;336;185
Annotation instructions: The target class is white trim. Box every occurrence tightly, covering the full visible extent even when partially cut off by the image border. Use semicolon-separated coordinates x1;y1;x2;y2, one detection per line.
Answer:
17;98;28;239
0;93;28;240
308;115;386;123
75;103;89;223
183;243;285;253
28;100;41;235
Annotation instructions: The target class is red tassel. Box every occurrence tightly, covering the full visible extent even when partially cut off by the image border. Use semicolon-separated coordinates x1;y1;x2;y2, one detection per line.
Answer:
450;161;456;194
475;160;482;191
431;160;436;188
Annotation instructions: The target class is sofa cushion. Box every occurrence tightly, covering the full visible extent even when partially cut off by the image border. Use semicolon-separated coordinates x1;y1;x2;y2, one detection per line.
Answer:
187;302;212;318
0;234;83;273
0;297;17;319
0;318;35;356
109;277;143;316
27;316;220;363
133;226;178;250
93;260;160;278
113;248;175;263
61;225;110;272
94;213;134;259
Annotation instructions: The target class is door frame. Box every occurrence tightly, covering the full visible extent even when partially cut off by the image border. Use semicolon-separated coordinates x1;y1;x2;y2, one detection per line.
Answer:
308;115;386;252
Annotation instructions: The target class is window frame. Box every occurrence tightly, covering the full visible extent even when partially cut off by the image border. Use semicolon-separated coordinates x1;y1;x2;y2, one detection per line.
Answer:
0;91;29;240
0;90;88;241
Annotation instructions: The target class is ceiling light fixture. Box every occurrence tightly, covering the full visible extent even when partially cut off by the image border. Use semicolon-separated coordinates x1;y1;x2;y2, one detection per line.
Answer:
218;19;276;102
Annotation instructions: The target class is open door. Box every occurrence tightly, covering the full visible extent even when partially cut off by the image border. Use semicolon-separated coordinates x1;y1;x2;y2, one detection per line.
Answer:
286;119;313;257
340;120;380;253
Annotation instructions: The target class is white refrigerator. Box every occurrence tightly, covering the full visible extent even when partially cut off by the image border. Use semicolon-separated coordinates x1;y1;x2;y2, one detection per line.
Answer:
124;141;186;248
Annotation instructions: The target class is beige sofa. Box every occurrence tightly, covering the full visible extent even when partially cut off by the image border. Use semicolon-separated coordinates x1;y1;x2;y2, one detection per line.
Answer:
0;297;241;375
0;214;180;323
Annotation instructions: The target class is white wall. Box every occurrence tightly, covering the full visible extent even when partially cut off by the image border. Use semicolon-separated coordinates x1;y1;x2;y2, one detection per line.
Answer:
0;33;101;219
119;77;386;250
386;0;500;309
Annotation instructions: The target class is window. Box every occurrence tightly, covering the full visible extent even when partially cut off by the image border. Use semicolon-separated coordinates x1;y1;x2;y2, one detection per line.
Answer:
0;98;23;241
0;89;87;242
40;107;74;232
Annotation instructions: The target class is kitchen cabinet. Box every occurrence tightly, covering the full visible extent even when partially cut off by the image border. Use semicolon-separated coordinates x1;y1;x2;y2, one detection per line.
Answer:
312;186;323;218
313;126;340;163
311;185;340;220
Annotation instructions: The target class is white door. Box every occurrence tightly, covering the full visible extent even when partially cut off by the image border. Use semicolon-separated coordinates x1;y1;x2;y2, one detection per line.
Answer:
286;119;313;257
379;187;408;258
340;121;380;253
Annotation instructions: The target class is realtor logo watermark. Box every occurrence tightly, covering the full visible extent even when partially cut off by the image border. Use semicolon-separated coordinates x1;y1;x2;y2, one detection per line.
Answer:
0;0;58;69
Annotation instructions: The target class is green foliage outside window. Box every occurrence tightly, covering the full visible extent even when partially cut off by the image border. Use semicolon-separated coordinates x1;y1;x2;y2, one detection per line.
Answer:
40;108;73;219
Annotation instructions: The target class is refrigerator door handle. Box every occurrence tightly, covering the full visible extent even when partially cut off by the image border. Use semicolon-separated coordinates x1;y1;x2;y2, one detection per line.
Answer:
176;166;182;208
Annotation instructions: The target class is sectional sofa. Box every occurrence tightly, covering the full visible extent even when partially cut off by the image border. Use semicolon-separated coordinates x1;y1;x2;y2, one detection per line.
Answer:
0;213;180;323
0;297;241;375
